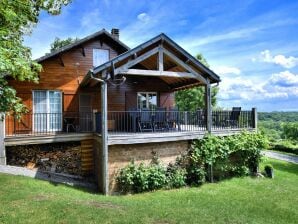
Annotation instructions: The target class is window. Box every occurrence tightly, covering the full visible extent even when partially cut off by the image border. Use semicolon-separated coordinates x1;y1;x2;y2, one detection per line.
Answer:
137;92;157;110
93;49;109;67
33;90;62;131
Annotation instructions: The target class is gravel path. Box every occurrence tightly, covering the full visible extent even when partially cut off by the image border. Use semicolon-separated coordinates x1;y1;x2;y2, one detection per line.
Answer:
263;150;298;164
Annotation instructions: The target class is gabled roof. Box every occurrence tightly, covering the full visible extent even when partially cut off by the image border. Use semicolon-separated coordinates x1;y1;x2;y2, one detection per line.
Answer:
81;33;220;87
36;29;130;63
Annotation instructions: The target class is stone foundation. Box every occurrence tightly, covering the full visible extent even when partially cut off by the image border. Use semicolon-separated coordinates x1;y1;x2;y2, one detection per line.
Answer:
108;140;191;192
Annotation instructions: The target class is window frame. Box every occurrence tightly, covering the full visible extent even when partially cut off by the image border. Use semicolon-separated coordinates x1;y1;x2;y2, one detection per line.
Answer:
137;92;158;110
93;48;110;67
32;90;62;132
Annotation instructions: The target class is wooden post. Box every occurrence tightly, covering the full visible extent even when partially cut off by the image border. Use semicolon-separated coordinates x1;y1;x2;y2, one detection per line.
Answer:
101;82;108;195
158;44;164;72
205;79;212;133
0;113;6;165
252;107;257;130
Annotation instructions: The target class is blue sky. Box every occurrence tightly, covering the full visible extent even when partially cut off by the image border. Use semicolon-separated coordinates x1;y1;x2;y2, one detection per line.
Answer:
24;0;298;112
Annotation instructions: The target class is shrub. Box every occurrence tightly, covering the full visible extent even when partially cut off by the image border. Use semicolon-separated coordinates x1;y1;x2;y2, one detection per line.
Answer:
190;132;268;181
147;163;167;191
117;132;268;194
166;163;187;188
116;161;167;193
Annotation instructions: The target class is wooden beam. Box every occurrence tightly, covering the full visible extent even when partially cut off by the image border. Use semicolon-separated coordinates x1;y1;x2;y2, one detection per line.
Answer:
205;78;212;133
81;46;85;56
58;55;64;67
118;69;198;79
101;81;108;195
163;48;207;84
114;47;159;75
158;45;164;71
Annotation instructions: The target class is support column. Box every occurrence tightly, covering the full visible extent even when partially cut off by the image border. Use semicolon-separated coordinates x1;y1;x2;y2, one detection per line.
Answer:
101;81;109;195
205;79;212;133
252;107;257;130
0;114;6;165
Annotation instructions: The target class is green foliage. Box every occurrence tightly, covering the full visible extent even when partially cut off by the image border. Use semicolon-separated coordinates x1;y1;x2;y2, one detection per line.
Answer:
117;132;268;194
190;132;268;181
271;139;298;155
116;160;167;194
175;53;218;111
0;0;71;115
258;112;298;154
166;163;187;188
259;112;298;122
50;37;79;52
282;122;298;140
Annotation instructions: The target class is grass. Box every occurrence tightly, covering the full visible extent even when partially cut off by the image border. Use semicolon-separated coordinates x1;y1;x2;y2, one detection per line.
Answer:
0;159;297;224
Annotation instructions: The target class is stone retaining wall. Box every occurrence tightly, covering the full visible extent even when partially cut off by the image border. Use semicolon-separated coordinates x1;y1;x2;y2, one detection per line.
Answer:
108;140;191;192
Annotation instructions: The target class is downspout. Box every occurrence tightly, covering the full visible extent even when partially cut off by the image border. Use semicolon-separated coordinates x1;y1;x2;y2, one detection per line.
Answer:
90;71;109;195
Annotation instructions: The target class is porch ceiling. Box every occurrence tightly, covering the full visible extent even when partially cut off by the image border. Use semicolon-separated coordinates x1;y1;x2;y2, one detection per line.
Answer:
80;33;220;90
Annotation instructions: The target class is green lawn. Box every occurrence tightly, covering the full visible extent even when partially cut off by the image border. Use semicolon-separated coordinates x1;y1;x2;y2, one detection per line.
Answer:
0;159;297;224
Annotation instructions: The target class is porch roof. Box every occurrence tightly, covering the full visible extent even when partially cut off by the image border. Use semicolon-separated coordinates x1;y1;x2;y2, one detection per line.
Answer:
80;33;221;90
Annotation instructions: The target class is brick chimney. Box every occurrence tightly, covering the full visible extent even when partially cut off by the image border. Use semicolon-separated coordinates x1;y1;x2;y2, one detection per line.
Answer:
111;28;119;39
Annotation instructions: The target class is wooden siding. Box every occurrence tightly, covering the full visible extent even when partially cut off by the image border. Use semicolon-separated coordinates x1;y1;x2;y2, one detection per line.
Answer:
6;37;176;136
8;38;119;111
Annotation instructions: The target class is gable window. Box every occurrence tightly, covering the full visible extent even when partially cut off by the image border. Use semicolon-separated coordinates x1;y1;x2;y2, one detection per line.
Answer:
33;90;62;131
93;49;109;67
137;92;157;110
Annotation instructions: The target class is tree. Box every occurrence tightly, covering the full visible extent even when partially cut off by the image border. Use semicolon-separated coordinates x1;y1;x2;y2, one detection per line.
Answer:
175;53;218;111
50;37;79;52
0;0;71;116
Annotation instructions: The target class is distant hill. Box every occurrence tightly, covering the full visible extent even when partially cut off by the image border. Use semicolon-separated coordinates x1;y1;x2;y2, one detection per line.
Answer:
258;112;298;122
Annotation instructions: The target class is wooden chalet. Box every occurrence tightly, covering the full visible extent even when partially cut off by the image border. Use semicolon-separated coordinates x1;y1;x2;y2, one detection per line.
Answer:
0;29;257;194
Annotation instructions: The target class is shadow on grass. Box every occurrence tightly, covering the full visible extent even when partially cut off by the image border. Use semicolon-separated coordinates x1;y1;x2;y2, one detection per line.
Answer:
266;160;298;176
48;180;98;194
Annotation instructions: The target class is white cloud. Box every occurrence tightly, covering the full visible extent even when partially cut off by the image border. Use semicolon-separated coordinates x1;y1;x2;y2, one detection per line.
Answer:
268;70;298;87
259;50;298;68
137;13;150;23
212;66;241;75
218;71;298;103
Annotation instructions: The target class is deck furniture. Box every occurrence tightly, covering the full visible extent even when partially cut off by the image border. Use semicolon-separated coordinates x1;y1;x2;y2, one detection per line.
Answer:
138;108;154;132
153;107;168;131
167;108;181;131
225;107;241;127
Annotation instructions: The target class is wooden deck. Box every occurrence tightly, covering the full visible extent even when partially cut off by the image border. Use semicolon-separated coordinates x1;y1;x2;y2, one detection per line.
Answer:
4;128;255;146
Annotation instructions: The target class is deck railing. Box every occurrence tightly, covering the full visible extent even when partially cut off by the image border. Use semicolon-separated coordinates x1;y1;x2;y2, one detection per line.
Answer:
104;109;255;134
5;109;256;137
5;112;94;136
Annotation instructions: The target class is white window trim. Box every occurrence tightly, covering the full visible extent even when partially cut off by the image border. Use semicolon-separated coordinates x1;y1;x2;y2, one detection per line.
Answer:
32;90;62;132
93;48;110;67
137;92;158;109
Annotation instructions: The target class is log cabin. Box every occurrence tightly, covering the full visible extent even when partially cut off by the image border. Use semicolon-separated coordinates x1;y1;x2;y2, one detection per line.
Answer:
0;28;257;194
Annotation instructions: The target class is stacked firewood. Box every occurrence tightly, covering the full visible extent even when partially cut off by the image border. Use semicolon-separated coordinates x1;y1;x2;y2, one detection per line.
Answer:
6;142;82;175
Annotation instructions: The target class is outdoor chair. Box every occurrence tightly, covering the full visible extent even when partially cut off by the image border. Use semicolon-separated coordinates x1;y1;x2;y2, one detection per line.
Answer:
225;107;241;127
64;117;78;132
138;108;154;132
153;107;168;131
167;108;181;131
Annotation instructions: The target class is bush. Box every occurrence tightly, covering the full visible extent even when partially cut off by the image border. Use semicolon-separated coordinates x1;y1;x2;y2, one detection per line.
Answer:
271;140;298;155
190;132;268;181
166;163;187;188
117;132;268;194
116;161;167;193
